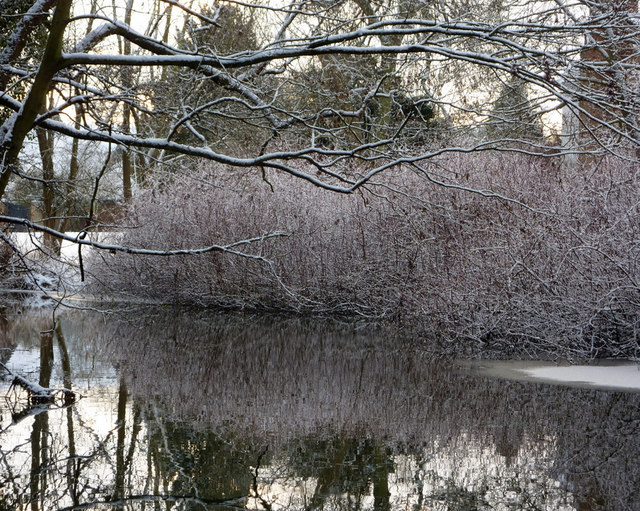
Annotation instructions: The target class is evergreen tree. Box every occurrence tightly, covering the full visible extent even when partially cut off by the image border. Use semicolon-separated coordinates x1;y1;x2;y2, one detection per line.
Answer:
487;77;544;141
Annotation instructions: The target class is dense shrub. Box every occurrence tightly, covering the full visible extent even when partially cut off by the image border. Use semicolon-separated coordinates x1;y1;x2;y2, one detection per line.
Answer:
89;154;640;358
0;236;12;274
0;230;21;289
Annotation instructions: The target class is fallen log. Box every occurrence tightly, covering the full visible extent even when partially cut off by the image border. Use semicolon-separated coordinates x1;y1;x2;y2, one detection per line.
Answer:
0;361;76;405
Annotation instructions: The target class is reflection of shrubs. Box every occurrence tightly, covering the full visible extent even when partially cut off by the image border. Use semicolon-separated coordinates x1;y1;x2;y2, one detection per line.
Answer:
90;154;640;358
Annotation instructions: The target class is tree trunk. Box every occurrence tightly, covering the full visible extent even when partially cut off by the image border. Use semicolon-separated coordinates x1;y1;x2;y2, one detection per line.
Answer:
36;122;58;252
121;0;135;201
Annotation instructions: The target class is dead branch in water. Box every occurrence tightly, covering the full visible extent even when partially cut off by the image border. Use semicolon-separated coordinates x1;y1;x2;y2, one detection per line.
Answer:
0;361;76;405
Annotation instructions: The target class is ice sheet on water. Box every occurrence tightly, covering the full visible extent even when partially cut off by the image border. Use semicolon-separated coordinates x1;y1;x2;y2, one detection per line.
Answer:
465;360;640;392
520;364;640;390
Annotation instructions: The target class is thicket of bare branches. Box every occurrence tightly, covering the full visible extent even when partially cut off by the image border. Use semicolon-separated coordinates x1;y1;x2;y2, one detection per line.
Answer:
0;230;24;290
0;1;639;360
90;153;640;358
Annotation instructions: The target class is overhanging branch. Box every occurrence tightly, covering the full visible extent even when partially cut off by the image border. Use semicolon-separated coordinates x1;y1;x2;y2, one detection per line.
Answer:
0;215;288;258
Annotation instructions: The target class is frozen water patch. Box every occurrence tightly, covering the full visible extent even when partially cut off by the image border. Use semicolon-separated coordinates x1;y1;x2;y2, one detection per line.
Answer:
520;363;640;391
464;360;640;392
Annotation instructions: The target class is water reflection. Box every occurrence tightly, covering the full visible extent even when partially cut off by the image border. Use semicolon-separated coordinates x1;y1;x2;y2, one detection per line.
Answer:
0;308;638;510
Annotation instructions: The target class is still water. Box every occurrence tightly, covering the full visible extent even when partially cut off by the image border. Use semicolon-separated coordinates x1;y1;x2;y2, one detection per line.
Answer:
0;307;639;510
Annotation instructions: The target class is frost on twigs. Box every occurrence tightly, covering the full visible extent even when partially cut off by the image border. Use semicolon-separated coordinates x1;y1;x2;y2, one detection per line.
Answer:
92;154;640;358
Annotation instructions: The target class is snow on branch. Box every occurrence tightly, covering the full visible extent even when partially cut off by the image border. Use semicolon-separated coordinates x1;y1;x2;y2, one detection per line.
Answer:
0;215;288;258
0;0;57;69
0;361;76;405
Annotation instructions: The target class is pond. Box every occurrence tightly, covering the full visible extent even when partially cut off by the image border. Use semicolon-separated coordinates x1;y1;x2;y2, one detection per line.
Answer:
0;307;639;510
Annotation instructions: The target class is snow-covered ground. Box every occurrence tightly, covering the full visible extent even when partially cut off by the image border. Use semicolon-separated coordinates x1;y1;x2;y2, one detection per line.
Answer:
9;231;117;263
520;363;640;391
2;232;120;305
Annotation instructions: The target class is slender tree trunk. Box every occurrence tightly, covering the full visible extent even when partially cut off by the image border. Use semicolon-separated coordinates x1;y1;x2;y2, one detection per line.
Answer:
56;323;80;507
372;446;391;511
36;119;58;251
114;378;128;500
122;108;133;201
146;4;173;167
121;0;135;201
59;104;82;234
29;329;54;511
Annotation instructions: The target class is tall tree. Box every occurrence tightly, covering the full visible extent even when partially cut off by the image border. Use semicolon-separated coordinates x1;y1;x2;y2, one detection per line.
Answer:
0;0;637;249
0;0;71;200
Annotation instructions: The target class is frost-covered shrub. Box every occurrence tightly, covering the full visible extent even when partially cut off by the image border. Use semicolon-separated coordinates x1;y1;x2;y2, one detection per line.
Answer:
89;154;640;358
0;231;22;290
0;236;12;271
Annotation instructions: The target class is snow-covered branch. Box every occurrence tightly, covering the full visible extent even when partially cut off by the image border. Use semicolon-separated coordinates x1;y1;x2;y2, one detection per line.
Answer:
0;215;288;258
1;0;638;233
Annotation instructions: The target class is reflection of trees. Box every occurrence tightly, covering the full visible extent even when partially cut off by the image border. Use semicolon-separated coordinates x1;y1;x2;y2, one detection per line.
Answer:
0;306;15;365
29;328;54;511
1;316;258;510
288;437;393;511
145;407;255;505
56;323;81;508
550;391;640;511
91;309;640;511
1;310;640;510
1;320;102;510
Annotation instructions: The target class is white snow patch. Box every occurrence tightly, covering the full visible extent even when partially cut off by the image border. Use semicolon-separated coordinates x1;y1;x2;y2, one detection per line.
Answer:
3;231;121;305
11;231;119;264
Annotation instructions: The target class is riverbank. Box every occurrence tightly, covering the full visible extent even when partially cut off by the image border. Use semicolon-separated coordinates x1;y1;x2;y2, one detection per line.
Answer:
85;156;640;360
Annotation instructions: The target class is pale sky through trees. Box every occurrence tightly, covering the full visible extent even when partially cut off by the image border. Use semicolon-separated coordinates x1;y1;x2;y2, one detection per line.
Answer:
1;0;638;242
